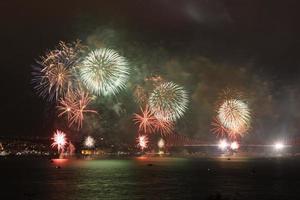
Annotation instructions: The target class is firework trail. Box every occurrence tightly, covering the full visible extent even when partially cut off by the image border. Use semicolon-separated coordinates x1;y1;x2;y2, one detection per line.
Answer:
57;90;97;129
32;41;85;101
149;82;188;121
137;135;149;150
51;130;67;153
79;48;129;96
84;136;95;148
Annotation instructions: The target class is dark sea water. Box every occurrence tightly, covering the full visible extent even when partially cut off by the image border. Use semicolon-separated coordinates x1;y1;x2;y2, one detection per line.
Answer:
0;157;300;200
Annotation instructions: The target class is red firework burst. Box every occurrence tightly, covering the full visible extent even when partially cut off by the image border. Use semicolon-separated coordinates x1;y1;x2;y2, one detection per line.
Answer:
133;105;174;135
57;90;97;129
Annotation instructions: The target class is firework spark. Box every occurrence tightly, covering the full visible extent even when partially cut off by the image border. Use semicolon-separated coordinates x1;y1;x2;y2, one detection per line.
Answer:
137;135;149;150
217;99;251;137
32;41;84;101
57;90;97;129
84;136;95;148
149;82;188;121
79;48;129;96
51;130;67;153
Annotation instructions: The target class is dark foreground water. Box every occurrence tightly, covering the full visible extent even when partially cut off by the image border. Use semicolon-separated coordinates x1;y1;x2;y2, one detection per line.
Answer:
0;157;300;200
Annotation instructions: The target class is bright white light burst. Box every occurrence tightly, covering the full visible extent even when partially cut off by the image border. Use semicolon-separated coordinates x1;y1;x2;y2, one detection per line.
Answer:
79;48;129;96
230;141;239;150
274;142;284;150
218;139;228;150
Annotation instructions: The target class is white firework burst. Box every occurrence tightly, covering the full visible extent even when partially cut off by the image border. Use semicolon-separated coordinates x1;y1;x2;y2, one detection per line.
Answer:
149;82;188;121
32;40;84;101
217;99;251;134
78;48;129;96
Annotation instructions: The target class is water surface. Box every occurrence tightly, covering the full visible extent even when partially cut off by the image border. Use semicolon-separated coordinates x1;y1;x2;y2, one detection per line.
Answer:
0;157;299;200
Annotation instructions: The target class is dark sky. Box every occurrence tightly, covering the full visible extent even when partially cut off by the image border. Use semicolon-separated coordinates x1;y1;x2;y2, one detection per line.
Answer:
1;0;300;138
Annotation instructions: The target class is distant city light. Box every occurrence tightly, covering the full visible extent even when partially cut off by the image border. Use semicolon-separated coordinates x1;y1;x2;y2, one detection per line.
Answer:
230;141;239;150
218;140;228;150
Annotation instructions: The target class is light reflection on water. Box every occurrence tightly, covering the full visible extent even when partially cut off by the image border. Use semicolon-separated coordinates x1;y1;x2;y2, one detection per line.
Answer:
0;157;300;200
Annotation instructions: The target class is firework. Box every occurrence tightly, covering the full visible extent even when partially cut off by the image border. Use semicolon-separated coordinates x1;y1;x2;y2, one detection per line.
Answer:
157;138;165;149
153;119;174;135
51;130;67;153
137;135;149;150
84;136;95;148
211;117;229;137
133;106;156;134
79;48;129;96
32;41;84;101
133;106;174;135
212;118;246;139
230;141;239;150
218;139;228;150
57;90;97;129
149;82;188;121
217;99;250;137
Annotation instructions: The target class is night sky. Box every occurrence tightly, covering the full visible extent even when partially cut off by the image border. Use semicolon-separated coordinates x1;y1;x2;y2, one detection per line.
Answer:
1;0;300;142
